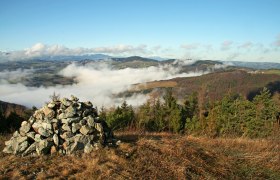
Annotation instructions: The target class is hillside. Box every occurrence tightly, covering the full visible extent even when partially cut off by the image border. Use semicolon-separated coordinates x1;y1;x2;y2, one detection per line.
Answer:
0;132;279;179
0;101;32;133
128;70;280;102
0;100;27;118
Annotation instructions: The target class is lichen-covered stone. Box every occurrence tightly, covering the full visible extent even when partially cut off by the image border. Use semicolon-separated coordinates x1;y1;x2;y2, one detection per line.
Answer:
19;121;31;135
36;139;53;155
80;125;92;135
72;123;82;133
62;124;71;132
38;127;52;137
42;106;55;119
53;134;59;146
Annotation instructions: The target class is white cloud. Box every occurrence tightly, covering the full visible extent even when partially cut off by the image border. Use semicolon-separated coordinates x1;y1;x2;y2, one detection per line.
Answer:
0;69;33;83
238;41;253;49
226;52;240;60
172;59;197;66
181;43;200;50
0;62;209;108
0;43;154;61
221;40;234;51
91;44;148;55
273;34;280;47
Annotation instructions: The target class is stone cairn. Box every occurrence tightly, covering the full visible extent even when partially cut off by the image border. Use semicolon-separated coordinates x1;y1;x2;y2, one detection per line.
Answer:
3;95;115;156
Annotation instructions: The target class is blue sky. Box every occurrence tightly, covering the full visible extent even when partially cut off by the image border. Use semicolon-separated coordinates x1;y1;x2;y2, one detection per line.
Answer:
0;0;280;61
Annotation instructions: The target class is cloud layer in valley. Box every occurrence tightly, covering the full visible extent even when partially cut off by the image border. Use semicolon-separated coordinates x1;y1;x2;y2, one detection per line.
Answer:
0;60;222;108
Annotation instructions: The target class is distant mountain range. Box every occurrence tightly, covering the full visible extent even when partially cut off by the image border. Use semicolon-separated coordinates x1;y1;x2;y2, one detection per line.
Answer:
1;52;279;70
227;61;280;70
35;54;280;70
37;54;112;61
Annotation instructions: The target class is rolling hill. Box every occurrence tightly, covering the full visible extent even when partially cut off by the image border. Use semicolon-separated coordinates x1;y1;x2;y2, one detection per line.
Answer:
125;69;280;102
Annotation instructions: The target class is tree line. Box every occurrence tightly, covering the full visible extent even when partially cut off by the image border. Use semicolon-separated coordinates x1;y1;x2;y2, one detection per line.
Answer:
101;88;280;138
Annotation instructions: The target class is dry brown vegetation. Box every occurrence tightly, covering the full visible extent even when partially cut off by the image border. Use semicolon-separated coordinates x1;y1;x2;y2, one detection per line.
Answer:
127;70;280;102
132;81;177;91
0;132;279;179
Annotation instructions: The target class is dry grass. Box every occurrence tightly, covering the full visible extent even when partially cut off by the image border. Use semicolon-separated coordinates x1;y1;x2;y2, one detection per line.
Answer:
131;81;177;91
0;132;279;179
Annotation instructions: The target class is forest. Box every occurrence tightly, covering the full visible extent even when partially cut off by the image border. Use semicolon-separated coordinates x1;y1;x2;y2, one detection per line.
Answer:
101;87;280;138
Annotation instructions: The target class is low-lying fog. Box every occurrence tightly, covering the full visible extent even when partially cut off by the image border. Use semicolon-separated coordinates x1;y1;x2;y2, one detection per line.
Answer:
0;61;228;108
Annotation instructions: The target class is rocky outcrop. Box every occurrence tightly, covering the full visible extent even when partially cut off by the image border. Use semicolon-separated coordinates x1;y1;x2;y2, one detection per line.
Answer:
3;95;115;156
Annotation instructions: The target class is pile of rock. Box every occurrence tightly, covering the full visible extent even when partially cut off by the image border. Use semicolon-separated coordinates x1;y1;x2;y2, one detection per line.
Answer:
3;95;115;156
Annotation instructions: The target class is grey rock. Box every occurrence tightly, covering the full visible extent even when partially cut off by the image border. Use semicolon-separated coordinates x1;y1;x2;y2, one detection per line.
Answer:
76;103;82;110
65;106;76;118
80;125;93;135
68;141;85;154
35;134;43;142
20;121;31;135
4;139;13;146
53;134;59;146
58;113;67;119
52;122;59;132
47;102;56;109
76;110;82;117
84;143;94;153
61;118;68;124
67;117;81;124
42;122;52;130
62;124;71;132
72;134;91;144
70;95;79;102
28;116;36;124
3;145;14;154
82;109;92;117
80;119;87;126
116;140;122;146
22;142;37;156
32;121;42;132
42;106;55;119
87;116;95;127
83;101;93;108
60;132;74;140
16;140;29;154
60;104;66;110
52;118;59;123
13;131;19;138
72;123;81;133
17;136;28;143
26;132;36;140
36;139;53;155
61;98;72;107
34;110;44;120
38;127;52;137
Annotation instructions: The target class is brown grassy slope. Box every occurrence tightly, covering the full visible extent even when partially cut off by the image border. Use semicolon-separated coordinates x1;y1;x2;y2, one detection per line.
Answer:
129;70;280;102
174;70;280;101
0;133;279;179
0;101;27;118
